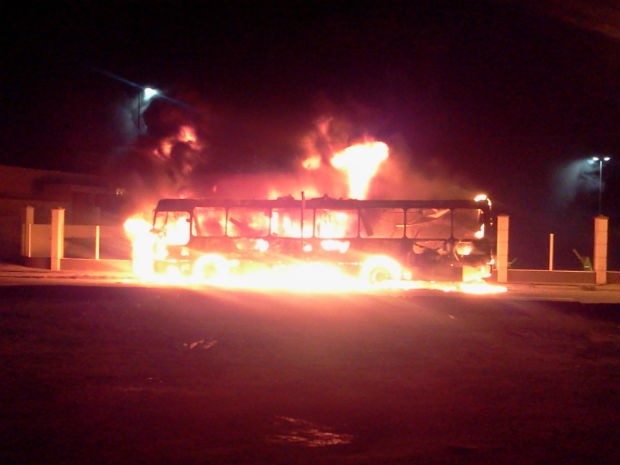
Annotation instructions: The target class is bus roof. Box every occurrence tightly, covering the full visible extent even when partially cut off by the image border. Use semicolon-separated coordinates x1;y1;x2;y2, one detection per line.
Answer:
155;197;491;212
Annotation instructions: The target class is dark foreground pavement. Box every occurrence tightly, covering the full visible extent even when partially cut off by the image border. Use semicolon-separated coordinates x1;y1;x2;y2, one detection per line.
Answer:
0;285;619;465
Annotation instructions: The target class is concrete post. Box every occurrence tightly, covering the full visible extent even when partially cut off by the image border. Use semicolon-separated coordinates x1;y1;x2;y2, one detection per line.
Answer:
593;215;608;285
496;214;509;283
95;225;100;260
51;208;65;271
548;233;554;271
22;206;35;257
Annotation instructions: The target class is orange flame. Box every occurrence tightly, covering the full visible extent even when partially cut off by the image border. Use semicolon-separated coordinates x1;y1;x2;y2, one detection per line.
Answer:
123;216;155;277
122;126;504;296
178;125;198;144
121;207;506;295
302;154;322;170
330;141;388;199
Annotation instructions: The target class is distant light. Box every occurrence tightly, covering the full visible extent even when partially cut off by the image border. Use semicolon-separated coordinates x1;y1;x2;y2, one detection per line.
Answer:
143;87;159;101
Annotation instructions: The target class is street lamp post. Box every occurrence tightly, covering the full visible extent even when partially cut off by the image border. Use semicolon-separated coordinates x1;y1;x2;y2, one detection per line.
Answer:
591;156;611;215
138;91;142;132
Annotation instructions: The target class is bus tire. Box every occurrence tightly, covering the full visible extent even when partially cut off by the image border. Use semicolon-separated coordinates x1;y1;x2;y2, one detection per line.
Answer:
193;254;229;281
367;266;394;285
361;256;401;286
196;262;218;279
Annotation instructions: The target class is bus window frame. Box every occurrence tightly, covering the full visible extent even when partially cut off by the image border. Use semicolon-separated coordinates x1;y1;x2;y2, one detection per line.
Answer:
226;207;271;238
192;206;227;237
313;208;359;239
153;210;191;245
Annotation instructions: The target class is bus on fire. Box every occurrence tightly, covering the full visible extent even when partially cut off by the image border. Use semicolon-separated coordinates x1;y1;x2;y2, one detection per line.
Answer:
149;195;495;284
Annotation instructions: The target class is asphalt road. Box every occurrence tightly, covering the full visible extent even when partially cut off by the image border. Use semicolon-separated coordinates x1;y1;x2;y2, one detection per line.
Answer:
1;284;619;465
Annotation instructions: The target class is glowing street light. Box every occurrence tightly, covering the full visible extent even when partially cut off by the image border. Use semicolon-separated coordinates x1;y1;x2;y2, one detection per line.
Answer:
137;87;160;132
143;87;159;100
589;156;611;215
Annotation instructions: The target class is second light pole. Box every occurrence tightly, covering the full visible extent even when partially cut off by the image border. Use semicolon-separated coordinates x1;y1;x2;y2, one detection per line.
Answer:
591;156;611;215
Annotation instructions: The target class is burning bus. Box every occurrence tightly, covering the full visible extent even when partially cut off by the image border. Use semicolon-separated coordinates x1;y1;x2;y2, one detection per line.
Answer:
142;194;495;285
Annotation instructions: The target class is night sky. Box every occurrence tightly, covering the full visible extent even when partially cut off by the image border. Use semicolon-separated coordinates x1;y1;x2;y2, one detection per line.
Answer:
2;0;619;268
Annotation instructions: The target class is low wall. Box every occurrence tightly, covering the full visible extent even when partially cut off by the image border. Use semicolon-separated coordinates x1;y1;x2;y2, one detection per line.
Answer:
495;269;620;285
24;222;130;260
22;257;132;273
60;258;132;273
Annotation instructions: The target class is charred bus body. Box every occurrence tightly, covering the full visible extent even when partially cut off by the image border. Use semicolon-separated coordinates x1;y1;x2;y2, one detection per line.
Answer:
150;196;495;283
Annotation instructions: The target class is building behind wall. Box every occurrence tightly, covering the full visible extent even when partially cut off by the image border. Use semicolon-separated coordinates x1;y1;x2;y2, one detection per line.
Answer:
0;164;128;263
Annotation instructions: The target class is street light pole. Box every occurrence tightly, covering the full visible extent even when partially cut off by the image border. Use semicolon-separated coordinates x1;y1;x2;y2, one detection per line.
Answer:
137;91;142;132
591;156;611;215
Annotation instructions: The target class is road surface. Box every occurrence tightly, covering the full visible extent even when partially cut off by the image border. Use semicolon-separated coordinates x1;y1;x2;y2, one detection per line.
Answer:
0;281;619;465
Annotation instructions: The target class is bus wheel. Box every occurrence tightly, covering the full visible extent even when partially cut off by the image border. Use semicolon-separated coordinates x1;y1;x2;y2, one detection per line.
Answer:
193;254;229;281
361;256;401;286
367;266;393;285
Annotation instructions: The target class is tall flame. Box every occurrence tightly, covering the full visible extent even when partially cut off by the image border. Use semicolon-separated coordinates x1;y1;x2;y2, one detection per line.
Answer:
330;141;389;199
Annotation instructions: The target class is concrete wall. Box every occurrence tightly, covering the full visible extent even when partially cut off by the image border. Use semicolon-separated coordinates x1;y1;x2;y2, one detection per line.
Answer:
492;269;620;285
0;165;126;262
24;221;130;261
1;199;69;261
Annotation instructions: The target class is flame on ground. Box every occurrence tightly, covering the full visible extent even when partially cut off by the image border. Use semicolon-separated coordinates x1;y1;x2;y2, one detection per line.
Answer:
123;216;505;295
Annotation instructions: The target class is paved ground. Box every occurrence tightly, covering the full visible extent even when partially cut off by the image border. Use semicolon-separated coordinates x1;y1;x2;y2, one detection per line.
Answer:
0;284;619;465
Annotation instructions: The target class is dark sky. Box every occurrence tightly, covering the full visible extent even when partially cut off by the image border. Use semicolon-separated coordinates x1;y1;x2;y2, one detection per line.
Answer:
2;0;619;267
